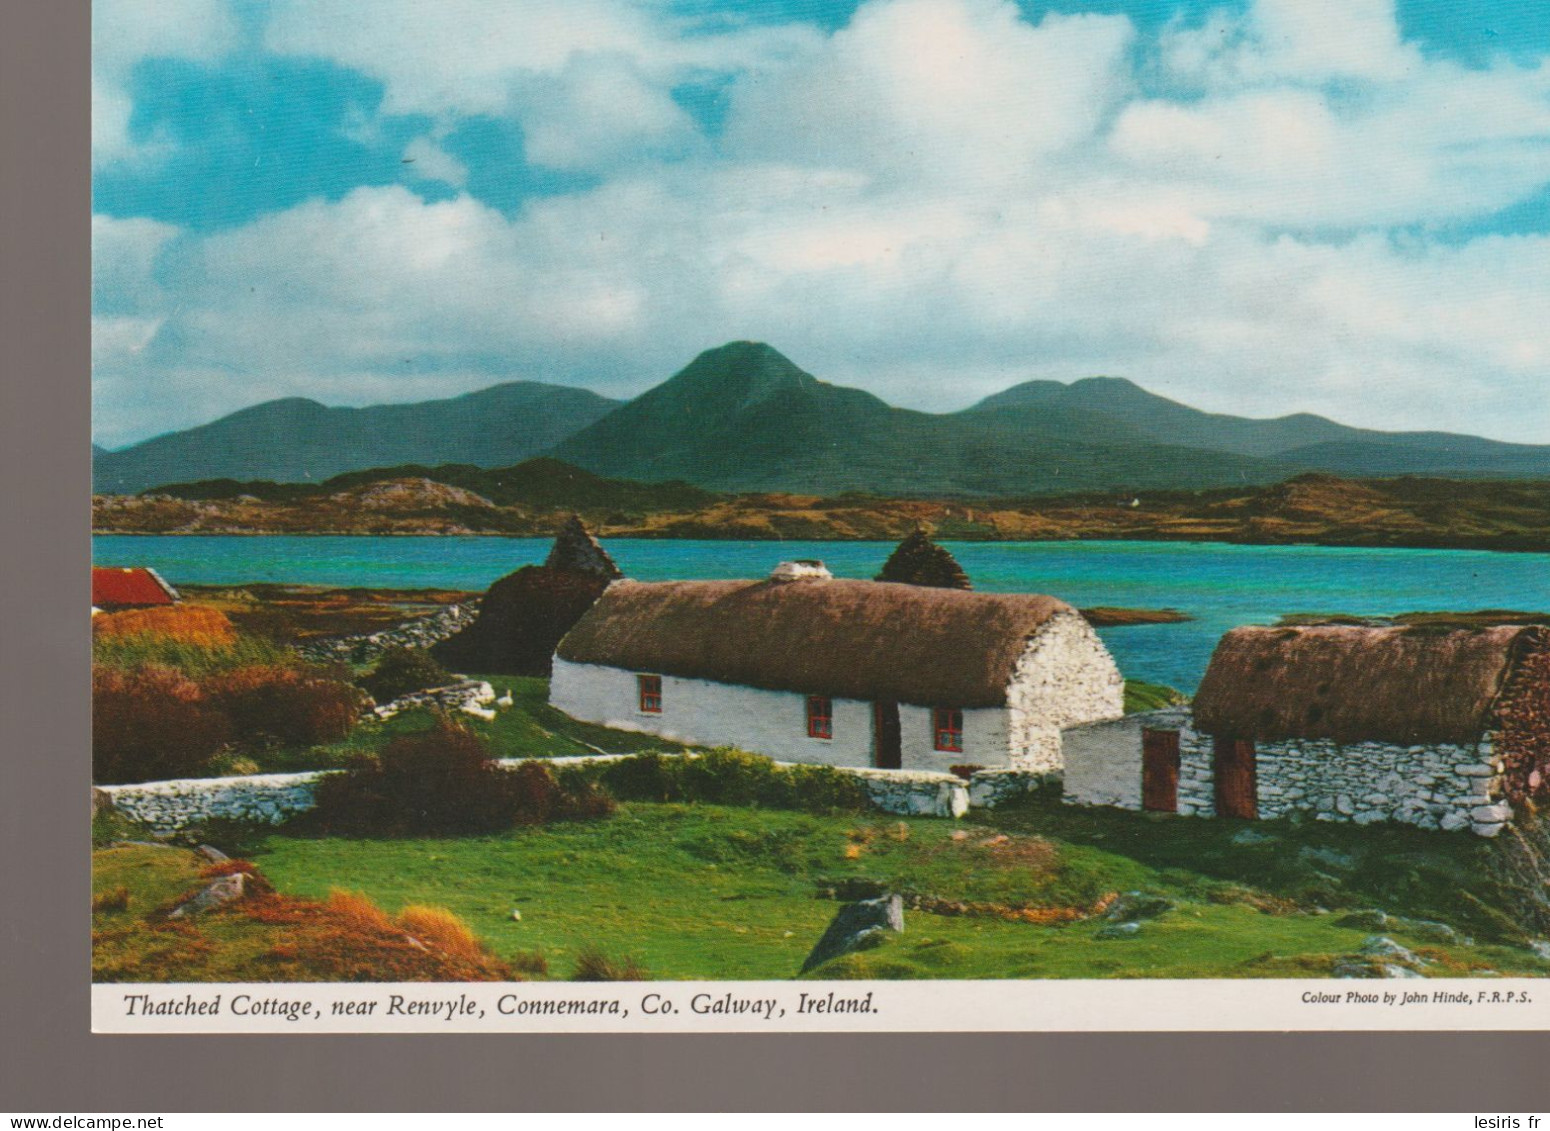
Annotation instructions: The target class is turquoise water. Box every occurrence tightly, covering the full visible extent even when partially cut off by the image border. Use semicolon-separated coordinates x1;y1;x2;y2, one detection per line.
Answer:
93;535;1549;692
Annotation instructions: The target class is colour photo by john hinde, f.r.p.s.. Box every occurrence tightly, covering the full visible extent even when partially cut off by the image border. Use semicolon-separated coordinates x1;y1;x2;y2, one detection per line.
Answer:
89;0;1550;1029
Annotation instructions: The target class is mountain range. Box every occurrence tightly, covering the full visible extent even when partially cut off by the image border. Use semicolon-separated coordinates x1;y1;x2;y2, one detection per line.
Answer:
94;342;1550;496
92;382;620;495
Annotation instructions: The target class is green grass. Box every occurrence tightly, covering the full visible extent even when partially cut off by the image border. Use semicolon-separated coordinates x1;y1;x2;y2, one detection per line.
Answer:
92;632;296;678
228;801;1549;981
1122;679;1186;713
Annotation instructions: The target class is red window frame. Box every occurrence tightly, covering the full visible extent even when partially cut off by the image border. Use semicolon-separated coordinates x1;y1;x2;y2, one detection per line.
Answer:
637;674;662;713
933;707;964;753
806;696;833;739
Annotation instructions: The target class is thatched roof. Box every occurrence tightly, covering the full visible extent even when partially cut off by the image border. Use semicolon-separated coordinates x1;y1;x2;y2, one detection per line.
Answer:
556;578;1077;707
1192;625;1547;745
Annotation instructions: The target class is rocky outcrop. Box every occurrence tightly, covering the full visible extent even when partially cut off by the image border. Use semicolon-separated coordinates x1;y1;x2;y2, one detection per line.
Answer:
801;894;905;972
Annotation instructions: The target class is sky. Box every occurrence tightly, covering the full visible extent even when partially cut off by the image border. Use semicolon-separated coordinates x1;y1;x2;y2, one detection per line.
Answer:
92;0;1550;448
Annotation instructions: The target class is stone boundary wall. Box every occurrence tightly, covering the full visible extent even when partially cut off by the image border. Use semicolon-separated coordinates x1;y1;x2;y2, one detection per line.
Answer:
96;772;326;834
1176;725;1512;837
96;756;1054;831
298;601;480;665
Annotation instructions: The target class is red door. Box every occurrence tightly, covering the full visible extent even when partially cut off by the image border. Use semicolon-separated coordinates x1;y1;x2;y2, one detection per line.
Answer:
872;702;902;769
1141;728;1180;813
1213;735;1257;819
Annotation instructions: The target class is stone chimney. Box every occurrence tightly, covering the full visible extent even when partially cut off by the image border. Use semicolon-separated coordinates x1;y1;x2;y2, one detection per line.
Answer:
769;560;833;582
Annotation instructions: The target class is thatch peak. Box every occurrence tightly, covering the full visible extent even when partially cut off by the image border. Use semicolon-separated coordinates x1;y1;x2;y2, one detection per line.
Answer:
556;577;1082;707
544;515;622;579
875;530;971;590
1192;624;1547;746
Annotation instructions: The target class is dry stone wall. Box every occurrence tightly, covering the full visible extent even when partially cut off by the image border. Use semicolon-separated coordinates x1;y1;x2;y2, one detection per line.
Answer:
1176;725;1512;837
298;601;480;665
96;772;325;834
97;756;1052;830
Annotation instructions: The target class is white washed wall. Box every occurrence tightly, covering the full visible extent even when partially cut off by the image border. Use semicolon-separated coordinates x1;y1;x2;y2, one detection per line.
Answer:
1006;611;1126;770
550;659;876;766
899;704;1010;773
551;659;1015;769
1062;708;1192;810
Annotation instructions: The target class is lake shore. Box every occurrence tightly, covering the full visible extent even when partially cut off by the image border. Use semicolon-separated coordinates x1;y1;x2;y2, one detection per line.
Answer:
92;472;1550;553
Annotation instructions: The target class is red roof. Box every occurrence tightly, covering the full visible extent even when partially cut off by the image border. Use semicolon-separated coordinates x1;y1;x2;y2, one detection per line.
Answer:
92;567;179;609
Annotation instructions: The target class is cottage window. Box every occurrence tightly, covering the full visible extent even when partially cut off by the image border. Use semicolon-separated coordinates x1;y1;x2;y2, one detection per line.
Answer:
637;674;662;713
933;707;963;752
807;696;833;740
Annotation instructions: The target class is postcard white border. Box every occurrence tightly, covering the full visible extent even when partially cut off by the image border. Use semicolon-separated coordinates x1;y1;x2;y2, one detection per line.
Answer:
93;978;1547;1034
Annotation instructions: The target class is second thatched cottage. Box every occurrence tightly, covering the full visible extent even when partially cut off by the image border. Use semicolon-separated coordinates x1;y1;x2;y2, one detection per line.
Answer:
550;561;1124;772
1063;624;1550;836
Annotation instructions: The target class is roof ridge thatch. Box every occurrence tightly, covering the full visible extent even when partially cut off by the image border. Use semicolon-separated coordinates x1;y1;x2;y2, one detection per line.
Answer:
555;578;1080;707
1192;624;1545;745
544;515;622;579
875;530;972;590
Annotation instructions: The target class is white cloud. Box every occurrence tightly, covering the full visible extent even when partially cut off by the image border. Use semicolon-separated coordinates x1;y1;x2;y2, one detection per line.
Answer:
1161;0;1418;86
401;135;468;188
724;0;1134;190
94;0;1550;447
92;0;241;167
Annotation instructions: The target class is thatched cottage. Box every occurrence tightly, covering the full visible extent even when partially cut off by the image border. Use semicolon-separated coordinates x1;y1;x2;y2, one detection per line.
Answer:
550;562;1123;772
1062;624;1550;837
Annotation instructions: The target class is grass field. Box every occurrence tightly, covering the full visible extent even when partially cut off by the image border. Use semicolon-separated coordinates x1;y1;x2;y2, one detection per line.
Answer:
94;797;1550;982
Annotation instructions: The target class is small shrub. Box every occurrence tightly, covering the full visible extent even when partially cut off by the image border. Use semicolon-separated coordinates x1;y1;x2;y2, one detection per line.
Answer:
358;646;454;704
509;950;550;976
179;816;275;858
398;905;487;964
207;751;263;777
680;747;791;807
587;750;867;815
572;950;647;982
93;605;236;646
92;665;232;784
310;714;611;836
207;665;363;748
785;763;870;814
92;887;131;914
597;750;685;803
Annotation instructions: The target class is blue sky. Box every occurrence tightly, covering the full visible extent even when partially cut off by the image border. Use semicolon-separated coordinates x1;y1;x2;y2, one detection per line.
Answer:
93;0;1550;447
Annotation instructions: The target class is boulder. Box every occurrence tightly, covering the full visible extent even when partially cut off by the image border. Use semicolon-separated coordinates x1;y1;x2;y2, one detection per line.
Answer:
1333;909;1389;931
1094;921;1142;940
166;872;249;920
194;844;230;863
1105;892;1175;922
800;894;905;973
1358;935;1427;970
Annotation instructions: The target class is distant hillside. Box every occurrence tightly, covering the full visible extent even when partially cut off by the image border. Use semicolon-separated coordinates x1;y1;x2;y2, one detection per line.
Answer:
113;457;718;534
975;377;1550;478
549;342;1285;495
93;462;1550;551
94;340;1550;498
92;382;620;495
